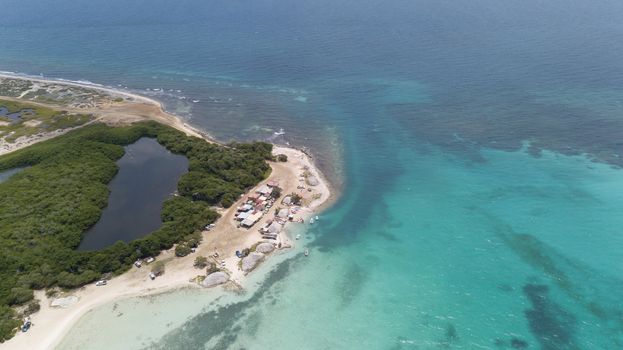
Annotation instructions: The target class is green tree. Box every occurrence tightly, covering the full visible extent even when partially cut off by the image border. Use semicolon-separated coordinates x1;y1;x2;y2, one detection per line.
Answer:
175;243;192;257
194;256;208;269
270;186;282;199
151;261;165;276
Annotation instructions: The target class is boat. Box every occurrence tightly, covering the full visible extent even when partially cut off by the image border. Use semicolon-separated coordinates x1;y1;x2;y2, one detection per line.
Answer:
274;128;285;136
295;234;301;240
315;215;319;220
304;248;309;256
309;218;315;224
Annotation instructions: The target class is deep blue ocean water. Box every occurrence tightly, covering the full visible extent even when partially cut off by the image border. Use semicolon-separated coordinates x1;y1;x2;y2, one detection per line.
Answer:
2;0;623;349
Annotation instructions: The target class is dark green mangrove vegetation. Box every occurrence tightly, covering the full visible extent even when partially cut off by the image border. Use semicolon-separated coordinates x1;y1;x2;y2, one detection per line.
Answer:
0;121;272;341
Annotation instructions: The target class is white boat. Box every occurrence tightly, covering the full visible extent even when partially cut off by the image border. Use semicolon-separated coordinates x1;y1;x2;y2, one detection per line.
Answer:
309;218;315;224
295;234;301;240
304;248;309;256
274;128;285;136
315;215;319;220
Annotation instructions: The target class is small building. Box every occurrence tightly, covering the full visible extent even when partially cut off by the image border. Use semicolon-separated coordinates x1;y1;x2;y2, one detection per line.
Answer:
267;221;283;234
241;212;263;227
277;208;289;219
236;211;251;221
267;180;279;188
238;204;253;212
256;184;273;196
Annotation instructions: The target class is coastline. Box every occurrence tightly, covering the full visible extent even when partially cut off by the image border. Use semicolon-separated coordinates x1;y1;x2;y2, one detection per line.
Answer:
0;72;209;155
0;74;336;350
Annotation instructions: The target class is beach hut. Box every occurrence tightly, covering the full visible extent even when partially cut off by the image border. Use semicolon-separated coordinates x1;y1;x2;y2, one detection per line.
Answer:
238;204;253;212
257;184;273;196
267;222;283;234
241;212;263;227
267;180;279;188
306;176;320;186
277;208;289;219
236;212;251;221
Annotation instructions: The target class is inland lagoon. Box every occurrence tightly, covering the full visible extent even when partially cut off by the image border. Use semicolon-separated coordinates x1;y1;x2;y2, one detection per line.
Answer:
78;138;188;250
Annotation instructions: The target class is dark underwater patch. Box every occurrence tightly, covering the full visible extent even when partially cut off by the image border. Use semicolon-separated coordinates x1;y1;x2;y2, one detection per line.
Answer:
437;322;459;348
388;90;623;169
142;256;298;350
523;284;577;350
336;262;367;308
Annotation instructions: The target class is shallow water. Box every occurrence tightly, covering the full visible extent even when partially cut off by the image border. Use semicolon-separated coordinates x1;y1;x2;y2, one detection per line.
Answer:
78;138;188;250
2;0;623;348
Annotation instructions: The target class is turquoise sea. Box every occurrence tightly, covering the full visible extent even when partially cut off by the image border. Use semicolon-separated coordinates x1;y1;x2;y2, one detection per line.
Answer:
2;0;623;348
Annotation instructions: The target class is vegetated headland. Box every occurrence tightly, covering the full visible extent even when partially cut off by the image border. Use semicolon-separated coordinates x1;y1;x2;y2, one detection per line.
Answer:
0;74;332;349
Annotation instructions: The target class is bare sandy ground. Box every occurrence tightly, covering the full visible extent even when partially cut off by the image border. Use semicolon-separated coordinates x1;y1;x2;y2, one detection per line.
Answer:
0;75;333;350
0;72;210;156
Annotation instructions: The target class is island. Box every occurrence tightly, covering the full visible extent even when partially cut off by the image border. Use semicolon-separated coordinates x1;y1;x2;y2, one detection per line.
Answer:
0;74;331;348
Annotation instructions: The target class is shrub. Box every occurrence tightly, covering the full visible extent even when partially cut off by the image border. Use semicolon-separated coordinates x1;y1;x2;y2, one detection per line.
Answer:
194;256;208;269
23;301;40;316
206;263;219;275
7;288;33;305
0;305;20;342
270;186;282;199
175;243;192;257
276;154;288;162
151;261;165;276
290;193;303;205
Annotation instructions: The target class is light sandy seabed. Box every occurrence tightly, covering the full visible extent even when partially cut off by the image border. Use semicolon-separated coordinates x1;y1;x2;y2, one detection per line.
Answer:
0;74;333;350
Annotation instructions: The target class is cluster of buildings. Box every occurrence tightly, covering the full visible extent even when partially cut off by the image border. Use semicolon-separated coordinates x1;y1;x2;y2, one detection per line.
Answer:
234;180;280;228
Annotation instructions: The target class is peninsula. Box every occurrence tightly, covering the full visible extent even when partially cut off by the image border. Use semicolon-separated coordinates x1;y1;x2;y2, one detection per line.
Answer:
0;74;331;349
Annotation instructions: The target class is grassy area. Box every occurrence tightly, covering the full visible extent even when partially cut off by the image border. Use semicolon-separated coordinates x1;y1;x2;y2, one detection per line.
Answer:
0;99;93;142
0;121;273;341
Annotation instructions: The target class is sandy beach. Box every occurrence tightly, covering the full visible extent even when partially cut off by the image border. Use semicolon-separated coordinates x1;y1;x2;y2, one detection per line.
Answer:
0;75;333;350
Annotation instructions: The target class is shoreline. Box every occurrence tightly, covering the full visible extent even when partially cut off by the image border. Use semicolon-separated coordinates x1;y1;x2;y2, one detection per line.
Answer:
0;74;336;350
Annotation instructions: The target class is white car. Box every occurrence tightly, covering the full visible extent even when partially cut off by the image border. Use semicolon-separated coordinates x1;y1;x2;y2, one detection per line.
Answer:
149;272;156;280
95;280;107;286
134;260;142;268
145;257;155;264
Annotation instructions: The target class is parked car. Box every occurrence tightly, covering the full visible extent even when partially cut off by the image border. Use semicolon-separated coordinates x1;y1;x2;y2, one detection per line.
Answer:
134;260;142;268
145;257;155;264
95;280;107;286
21;318;31;332
149;272;156;280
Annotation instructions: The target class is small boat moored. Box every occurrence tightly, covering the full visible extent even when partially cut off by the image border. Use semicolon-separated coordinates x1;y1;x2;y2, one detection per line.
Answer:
304;248;309;257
